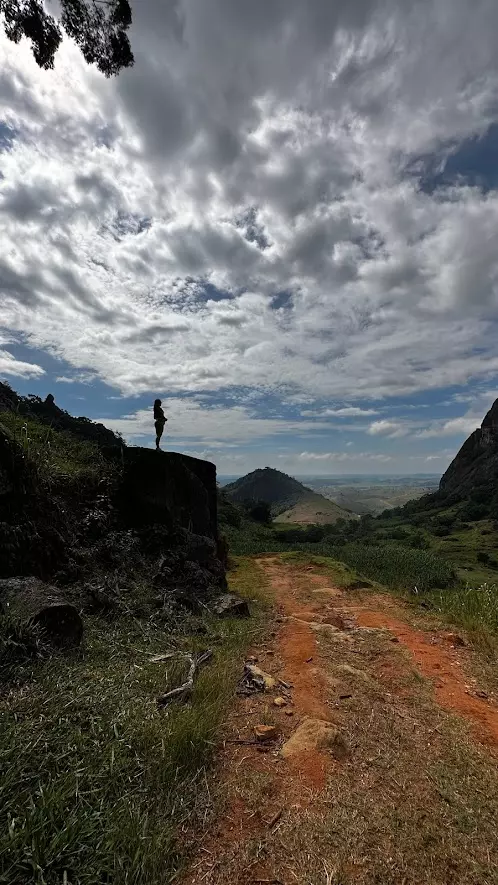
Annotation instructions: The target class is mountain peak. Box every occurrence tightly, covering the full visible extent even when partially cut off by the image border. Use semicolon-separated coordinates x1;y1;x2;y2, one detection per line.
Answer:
224;466;353;524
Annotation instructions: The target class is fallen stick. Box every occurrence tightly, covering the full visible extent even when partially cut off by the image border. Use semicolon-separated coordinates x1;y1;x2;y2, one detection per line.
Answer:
157;649;213;706
266;808;283;829
277;678;292;690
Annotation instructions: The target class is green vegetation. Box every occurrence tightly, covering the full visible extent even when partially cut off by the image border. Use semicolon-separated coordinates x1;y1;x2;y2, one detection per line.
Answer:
223;466;351;523
318;542;455;592
0;410;114;489
429;582;498;640
0;558;268;885
221;503;455;592
220;489;498;639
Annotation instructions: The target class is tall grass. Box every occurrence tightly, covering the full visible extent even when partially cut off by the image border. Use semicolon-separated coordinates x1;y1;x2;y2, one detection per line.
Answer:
429;582;498;636
0;558;267;885
226;523;455;592
320;542;456;592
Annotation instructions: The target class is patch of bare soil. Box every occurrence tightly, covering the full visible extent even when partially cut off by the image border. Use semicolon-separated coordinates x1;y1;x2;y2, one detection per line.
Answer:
181;557;498;885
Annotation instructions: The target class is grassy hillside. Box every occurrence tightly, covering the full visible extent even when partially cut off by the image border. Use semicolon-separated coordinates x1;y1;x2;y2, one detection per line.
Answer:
0;557;268;884
224;466;352;523
0;409;114;489
274;489;355;524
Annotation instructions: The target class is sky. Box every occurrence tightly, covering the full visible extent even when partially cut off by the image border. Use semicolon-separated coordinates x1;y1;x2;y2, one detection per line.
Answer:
1;0;498;476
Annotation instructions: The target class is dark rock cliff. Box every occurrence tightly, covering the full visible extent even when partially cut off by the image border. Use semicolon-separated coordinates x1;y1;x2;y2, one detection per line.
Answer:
0;419;221;595
439;399;498;499
115;449;218;539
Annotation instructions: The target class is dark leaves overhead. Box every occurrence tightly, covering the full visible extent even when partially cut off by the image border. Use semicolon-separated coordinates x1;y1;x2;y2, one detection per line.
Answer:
0;0;134;75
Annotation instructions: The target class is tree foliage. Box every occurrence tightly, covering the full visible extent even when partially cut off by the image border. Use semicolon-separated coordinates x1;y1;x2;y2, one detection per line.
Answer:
0;0;134;76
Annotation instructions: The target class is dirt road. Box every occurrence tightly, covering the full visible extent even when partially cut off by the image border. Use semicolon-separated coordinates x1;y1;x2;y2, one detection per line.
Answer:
182;556;498;885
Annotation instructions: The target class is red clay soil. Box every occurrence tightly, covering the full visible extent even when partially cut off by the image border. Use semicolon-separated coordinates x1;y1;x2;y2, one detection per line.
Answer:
181;560;340;885
355;607;498;747
181;557;498;885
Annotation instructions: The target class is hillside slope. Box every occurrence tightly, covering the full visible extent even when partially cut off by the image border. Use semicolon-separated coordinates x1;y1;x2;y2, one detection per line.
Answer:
440;398;498;500
224;466;352;524
273;490;353;524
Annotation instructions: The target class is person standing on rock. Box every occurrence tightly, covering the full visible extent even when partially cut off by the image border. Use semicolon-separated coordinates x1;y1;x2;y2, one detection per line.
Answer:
153;399;167;450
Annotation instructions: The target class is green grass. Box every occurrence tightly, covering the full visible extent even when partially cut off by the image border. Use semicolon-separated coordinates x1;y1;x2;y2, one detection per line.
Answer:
318;542;456;592
278;550;362;588
0;410;112;486
0;558;268;885
225;519;455;593
428;581;498;640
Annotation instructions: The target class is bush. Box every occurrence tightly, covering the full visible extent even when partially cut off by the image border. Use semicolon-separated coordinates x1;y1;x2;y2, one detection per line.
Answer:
433;526;451;537
385;528;410;541
247;500;272;524
304;525;326;543
477;551;490;564
409;532;429;549
460;501;489;521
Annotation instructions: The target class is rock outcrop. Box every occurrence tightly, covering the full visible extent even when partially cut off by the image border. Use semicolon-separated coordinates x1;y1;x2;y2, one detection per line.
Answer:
115;449;218;539
439;399;498;499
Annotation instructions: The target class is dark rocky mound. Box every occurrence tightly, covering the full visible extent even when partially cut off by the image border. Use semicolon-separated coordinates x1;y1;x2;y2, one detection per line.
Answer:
0;383;121;449
439;399;498;500
1;415;226;619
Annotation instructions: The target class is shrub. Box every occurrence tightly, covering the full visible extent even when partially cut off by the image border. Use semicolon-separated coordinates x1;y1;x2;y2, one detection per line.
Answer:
460;501;489;521
248;500;272;524
433;526;451;537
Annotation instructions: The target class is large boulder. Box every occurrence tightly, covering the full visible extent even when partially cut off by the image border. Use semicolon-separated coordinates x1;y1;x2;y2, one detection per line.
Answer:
0;577;83;647
115;449;218;539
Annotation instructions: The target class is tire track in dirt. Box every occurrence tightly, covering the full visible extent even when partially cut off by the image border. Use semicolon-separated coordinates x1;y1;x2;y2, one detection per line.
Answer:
353;607;498;747
181;556;498;885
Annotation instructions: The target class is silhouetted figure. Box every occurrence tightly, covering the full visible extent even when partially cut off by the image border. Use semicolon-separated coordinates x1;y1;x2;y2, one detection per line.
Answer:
153;399;167;450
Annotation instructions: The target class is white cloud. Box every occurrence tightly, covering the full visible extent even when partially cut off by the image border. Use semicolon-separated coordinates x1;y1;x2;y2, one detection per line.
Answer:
368;420;409;438
417;416;480;438
0;349;44;379
98;398;333;445
298;451;392;462
302;407;379;417
55;373;97;384
1;0;498;417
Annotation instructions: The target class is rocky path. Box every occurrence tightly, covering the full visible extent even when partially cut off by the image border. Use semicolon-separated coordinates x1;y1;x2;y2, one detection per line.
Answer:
182;556;498;885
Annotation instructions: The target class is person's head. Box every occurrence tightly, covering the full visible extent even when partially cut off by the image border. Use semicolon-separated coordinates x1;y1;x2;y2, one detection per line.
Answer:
154;398;161;408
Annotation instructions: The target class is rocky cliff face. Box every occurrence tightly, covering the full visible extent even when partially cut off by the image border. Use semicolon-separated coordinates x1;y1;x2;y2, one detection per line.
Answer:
0;418;222;599
439;399;498;499
116;449;218;539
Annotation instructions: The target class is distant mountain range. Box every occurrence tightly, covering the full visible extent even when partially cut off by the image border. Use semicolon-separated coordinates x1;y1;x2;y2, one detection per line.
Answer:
223;467;354;524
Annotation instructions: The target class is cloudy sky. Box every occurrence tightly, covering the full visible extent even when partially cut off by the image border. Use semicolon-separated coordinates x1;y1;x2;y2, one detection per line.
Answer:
1;0;498;476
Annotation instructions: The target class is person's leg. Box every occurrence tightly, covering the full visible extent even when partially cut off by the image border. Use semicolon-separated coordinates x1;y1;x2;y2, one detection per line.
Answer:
156;423;164;449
